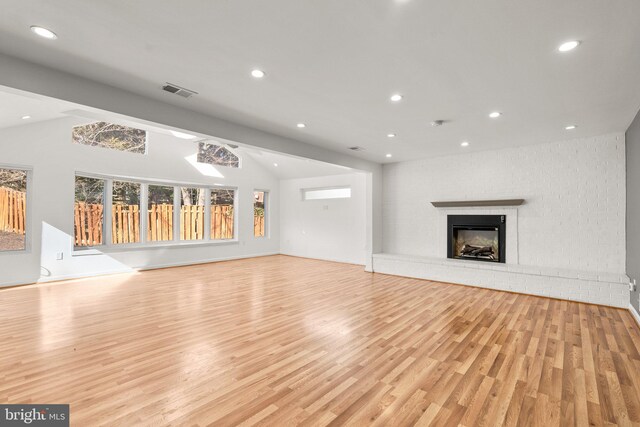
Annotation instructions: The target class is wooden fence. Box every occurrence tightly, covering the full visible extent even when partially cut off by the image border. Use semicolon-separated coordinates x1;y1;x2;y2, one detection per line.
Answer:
254;214;265;237
211;205;234;240
148;203;173;242
0;187;26;235
74;202;104;246
112;204;140;244
74;203;236;246
0;190;244;245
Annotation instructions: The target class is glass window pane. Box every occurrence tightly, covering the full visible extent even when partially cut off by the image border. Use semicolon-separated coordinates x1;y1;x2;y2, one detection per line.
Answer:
303;187;351;200
197;142;240;168
211;189;234;240
0;168;27;251
180;187;205;240
112;181;141;244
254;191;266;237
74;176;105;247
72;122;146;154
148;185;174;242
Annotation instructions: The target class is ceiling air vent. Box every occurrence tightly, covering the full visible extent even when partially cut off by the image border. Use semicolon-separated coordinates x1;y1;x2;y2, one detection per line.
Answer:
348;146;365;151
162;83;198;98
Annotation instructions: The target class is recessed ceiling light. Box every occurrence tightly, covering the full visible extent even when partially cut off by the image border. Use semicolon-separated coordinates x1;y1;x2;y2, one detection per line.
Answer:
387;133;396;138
273;163;278;167
461;141;469;147
30;25;57;40
251;69;265;78
565;125;577;130
489;111;502;118
390;94;403;102
386;154;392;158
170;130;197;140
558;40;580;52
21;115;31;120
296;123;306;128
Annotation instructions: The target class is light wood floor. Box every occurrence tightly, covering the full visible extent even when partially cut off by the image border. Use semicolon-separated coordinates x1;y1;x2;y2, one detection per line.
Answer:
1;255;639;426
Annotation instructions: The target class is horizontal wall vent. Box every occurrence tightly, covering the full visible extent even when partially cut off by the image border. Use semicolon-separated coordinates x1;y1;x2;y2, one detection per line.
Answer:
348;146;365;151
162;83;198;98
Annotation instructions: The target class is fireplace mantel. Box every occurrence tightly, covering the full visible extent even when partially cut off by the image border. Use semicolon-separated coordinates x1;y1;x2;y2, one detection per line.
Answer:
431;199;525;208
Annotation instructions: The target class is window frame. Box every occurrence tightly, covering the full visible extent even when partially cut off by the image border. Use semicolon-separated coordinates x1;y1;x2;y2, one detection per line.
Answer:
253;189;269;239
302;186;352;201
111;179;143;245
0;164;32;255
72;121;149;155
196;141;242;169
73;173;107;250
210;186;237;241
73;172;239;254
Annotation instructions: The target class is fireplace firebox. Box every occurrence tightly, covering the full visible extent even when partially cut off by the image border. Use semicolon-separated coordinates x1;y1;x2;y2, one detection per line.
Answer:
447;215;505;263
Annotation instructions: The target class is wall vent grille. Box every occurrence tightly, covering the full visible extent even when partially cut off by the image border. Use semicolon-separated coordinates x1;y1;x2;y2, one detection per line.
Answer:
162;83;198;98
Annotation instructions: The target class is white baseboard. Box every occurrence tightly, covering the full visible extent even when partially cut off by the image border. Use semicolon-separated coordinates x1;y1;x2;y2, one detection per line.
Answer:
630;303;640;327
1;252;280;288
280;252;366;266
135;252;280;272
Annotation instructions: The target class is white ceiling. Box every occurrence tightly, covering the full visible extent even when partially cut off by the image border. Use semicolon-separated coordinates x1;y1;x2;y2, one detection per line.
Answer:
237;146;356;180
0;90;68;129
0;1;639;163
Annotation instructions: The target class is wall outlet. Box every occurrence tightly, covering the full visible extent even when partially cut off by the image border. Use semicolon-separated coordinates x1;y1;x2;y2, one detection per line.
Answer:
630;279;637;292
56;252;64;261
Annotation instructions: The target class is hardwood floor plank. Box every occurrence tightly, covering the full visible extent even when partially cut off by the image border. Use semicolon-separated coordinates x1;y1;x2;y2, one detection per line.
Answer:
0;255;638;426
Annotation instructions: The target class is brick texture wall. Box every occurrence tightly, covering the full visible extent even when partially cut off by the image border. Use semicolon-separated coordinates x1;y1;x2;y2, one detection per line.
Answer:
382;133;626;274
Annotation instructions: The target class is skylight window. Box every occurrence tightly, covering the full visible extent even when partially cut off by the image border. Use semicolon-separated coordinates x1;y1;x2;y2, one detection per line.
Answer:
197;142;240;168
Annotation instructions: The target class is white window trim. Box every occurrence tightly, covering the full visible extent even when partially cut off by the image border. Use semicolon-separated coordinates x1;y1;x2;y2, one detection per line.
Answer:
196;141;242;169
301;185;352;201
253;189;269;239
0;164;32;255
73;172;239;255
72;122;149;155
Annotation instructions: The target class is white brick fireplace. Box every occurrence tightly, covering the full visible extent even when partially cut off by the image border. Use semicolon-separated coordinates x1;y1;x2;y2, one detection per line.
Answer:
374;133;630;308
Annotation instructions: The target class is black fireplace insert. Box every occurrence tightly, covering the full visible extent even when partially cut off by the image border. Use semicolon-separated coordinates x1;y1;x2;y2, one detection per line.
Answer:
447;215;506;263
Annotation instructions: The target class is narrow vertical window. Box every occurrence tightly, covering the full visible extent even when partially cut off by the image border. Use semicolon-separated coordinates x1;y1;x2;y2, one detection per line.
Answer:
148;185;174;242
180;187;205;240
0;168;27;251
253;191;266;237
211;189;235;240
74;176;105;247
111;181;141;244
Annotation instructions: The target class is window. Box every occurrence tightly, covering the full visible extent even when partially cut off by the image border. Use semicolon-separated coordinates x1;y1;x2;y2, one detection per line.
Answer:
112;181;141;244
254;191;266;237
180;187;205;240
303;187;351;200
72;122;147;154
197;142;240;168
73;175;239;249
211;189;235;240
74;176;105;247
148;185;174;242
0;168;28;251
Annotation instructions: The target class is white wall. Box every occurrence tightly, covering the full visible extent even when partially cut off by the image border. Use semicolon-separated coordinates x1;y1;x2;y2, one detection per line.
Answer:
382;133;626;274
280;173;367;265
0;117;280;286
